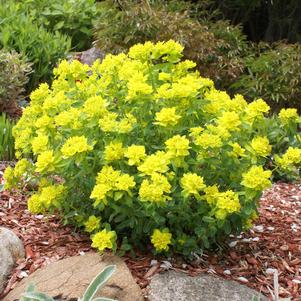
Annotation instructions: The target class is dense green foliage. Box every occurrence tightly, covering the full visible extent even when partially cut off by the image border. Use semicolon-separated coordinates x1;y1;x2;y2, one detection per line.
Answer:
94;0;248;89
0;1;71;90
232;43;301;112
0;114;15;161
17;0;99;51
0;0;100;91
5;41;301;257
0;50;31;116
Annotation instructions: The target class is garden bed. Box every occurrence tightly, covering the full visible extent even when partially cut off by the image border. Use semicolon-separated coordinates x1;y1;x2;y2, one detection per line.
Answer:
1;162;301;300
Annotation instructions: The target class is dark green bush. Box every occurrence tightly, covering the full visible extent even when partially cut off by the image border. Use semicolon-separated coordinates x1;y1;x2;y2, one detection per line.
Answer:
18;0;99;51
231;43;301;112
0;50;31;117
93;0;248;89
0;1;71;91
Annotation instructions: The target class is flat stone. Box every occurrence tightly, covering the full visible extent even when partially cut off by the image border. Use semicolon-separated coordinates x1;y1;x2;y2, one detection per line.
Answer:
148;271;268;301
4;253;143;301
0;227;25;293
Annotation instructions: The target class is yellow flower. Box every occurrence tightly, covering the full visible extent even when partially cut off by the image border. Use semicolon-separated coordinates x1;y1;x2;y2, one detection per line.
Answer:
124;145;146;166
84;215;101;233
35;150;55;173
35;115;52;129
154;107;181;127
151;229;172;252
241;166;272;191
30;83;50;105
99;112;119;132
14;159;31;178
39;185;65;208
114;174;136;191
215;190;241;219
139;173;171;203
278;108;299;124
3;166;14;189
104;141;124;161
251;136;271;157
128;41;154;61
61;136;93;158
83;96;107;117
126;72;153;100
195;133;222;149
91;229;116;253
204;185;219;205
55;108;82;129
32;134;48;155
231;143;245;157
165;135;190;158
118;114;137;133
275;147;301;169
96;166;120;187
180;173;206;196
138;151;170;175
245;99;270;122
189;127;204;139
27;194;44;214
90;184;111;206
217;111;241;131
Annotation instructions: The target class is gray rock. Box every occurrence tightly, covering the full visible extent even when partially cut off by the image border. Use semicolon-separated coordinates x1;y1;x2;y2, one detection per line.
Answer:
80;47;106;66
4;253;143;301
0;227;25;293
148;271;267;301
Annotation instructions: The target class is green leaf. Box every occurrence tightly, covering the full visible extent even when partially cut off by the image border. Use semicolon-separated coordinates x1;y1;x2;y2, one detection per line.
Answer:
82;265;116;301
92;297;117;301
21;292;55;301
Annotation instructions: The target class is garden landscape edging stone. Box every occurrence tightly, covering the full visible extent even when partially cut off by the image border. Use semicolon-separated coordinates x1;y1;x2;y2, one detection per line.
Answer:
148;270;268;301
0;227;25;294
3;252;143;301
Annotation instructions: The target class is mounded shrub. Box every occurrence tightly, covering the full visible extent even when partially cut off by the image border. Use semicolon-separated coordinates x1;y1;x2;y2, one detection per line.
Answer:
231;43;301;112
5;41;301;257
16;0;99;51
0;1;71;91
0;50;31;117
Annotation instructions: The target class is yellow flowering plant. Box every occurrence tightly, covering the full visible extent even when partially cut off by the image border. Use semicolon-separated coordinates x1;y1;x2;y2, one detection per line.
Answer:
5;40;301;257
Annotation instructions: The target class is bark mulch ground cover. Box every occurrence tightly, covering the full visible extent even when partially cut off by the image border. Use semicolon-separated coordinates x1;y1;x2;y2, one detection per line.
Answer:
1;162;301;300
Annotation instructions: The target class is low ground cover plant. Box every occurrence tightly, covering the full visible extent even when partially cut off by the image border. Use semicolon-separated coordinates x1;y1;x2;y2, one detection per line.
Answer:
4;41;301;257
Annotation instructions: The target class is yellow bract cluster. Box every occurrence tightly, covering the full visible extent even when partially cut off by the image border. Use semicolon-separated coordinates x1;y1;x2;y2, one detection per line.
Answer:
90;166;135;206
7;40;301;255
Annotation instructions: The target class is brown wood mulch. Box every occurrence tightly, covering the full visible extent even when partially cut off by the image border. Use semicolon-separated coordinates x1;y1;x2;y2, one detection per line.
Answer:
0;163;301;300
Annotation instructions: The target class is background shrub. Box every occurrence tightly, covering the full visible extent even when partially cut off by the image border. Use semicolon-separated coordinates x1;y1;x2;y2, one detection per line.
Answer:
231;43;301;112
94;0;248;89
0;50;31;117
5;41;301;257
17;0;99;51
0;2;71;91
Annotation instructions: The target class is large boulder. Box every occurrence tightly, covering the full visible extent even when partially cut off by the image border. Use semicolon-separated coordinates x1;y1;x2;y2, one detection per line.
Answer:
4;253;143;301
0;227;25;293
148;270;268;301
